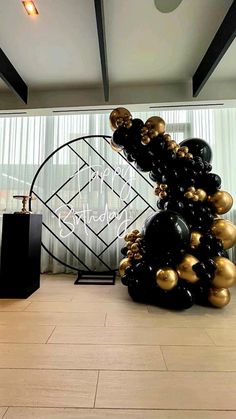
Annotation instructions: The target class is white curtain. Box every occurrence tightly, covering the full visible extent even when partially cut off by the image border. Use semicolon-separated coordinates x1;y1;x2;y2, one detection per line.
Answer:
0;108;235;273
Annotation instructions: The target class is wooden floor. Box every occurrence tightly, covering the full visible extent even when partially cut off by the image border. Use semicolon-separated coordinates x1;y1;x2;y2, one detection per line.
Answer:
1;275;236;418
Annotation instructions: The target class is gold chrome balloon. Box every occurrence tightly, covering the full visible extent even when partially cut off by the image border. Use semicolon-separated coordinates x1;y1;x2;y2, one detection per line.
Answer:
190;231;202;250
208;287;230;308
156;267;178;290
184;191;194;199
131;229;139;236
131;243;139;253
145;116;166;135
212;256;236;288
211;219;236;249
176;254;199;283
110;138;123;152
119;258;132;277
196;189;207;202
126;233;135;242
134;253;143;260
141;136;151;145
124;234;129;242
209;191;233;214
127;250;133;258
109;107;132;131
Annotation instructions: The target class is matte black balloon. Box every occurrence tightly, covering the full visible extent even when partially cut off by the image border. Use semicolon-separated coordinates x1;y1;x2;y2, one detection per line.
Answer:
180;138;212;162
128;283;151;303
168;284;195;310
165;200;184;213
194;282;209;306
128;118;144;144
203;173;221;193
121;274;129;286
112;126;129;147
135;150;153;172
121;246;128;256
149;171;160;182
133;262;154;281
142;210;190;258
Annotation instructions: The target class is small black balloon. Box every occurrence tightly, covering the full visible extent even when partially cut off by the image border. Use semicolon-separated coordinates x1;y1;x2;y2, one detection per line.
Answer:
112;126;129;147
121;246;128;256
203;173;221;194
180;138;212;162
121;275;129;286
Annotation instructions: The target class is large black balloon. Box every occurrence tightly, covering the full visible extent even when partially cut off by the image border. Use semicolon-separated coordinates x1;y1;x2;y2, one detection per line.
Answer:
142;210;190;260
180;138;212;162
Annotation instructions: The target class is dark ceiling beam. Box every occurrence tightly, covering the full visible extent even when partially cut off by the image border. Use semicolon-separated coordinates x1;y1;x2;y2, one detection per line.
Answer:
0;48;28;104
192;0;236;97
94;0;109;102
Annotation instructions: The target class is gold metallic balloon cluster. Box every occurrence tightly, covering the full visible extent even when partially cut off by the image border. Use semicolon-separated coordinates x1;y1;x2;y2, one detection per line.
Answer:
118;230;144;277
208;255;236;308
154;183;168;199
184;187;207;202
110;107;166;147
207;190;235;251
140;116;166;145
155;254;199;291
155;253;236;308
189;228;236;308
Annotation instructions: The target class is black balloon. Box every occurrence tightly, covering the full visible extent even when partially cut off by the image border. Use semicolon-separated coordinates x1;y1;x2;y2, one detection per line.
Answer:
142;210;190;259
168;284;195;310
180;138;212;162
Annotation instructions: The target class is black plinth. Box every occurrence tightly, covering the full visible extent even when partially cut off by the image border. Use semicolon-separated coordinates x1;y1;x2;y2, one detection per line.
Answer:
0;213;42;298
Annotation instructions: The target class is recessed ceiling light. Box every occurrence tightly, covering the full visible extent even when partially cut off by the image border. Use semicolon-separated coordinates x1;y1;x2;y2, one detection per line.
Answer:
22;1;39;16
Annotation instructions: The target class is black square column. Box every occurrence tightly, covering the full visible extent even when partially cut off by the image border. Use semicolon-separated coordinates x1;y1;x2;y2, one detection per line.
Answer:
0;214;42;298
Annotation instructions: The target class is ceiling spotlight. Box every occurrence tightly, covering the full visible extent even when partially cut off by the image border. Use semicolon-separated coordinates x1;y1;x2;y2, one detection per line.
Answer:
154;0;183;13
22;1;39;16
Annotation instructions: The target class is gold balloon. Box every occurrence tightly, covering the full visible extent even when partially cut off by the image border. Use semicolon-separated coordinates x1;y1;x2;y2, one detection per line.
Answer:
208;287;230;308
127;250;133;258
184;191;194;199
176;254;199;283
209;191;233;214
134;253;143;260
196;189;207;201
119;258;132;277
124;234;129;242
126;233;135;242
156;267;178;290
109;107;132;131
131;243;139;253
131;229;139;236
145;116;166;135
212;256;236;288
110;138;123;152
141;136;151;145
190;231;202;250
211;219;236;249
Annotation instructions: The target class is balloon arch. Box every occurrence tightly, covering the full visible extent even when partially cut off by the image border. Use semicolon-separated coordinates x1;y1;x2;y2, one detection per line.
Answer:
110;107;236;310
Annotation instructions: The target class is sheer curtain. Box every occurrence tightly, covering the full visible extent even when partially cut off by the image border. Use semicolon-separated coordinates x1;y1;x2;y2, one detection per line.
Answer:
0;108;235;273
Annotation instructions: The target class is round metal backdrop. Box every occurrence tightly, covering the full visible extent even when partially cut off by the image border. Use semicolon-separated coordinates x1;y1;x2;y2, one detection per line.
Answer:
29;135;155;272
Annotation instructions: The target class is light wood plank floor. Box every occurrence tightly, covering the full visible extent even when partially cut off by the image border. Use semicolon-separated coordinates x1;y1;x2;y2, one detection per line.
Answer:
0;274;236;418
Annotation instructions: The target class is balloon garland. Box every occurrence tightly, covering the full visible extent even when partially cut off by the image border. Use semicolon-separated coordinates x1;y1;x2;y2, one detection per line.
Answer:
109;107;236;310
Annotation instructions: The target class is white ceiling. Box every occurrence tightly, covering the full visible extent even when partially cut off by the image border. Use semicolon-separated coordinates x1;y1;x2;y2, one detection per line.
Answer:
0;0;235;111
